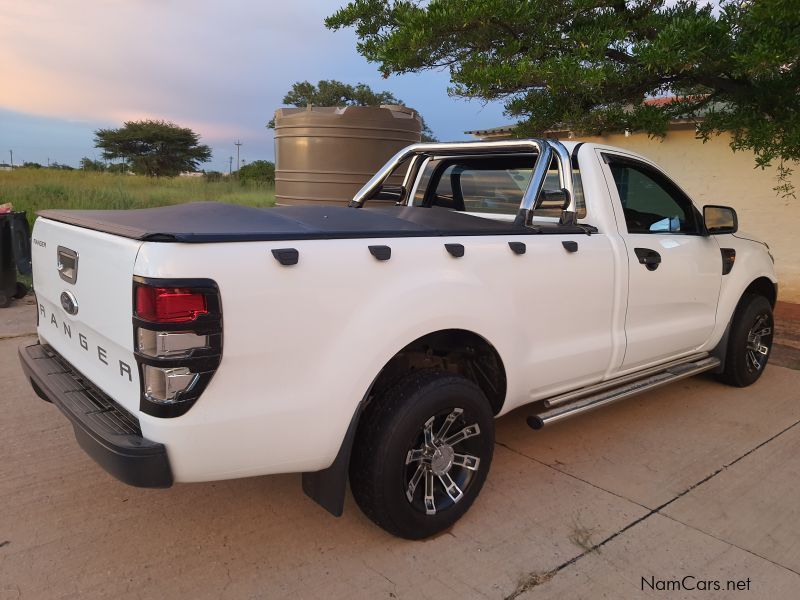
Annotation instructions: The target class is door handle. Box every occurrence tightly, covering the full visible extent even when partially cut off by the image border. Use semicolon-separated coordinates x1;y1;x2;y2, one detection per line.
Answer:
634;248;662;271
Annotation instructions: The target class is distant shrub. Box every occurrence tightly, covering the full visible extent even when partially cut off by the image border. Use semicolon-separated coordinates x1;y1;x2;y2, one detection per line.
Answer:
238;160;275;185
80;157;107;172
204;170;223;182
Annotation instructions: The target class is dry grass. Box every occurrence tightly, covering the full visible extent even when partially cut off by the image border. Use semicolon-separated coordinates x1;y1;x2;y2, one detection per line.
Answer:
0;168;275;231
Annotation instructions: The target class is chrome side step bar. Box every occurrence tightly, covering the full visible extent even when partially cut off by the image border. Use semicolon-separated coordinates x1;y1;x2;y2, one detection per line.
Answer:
543;352;711;409
527;355;721;430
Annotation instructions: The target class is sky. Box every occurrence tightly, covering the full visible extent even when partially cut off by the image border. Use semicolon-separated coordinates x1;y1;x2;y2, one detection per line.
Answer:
0;0;509;171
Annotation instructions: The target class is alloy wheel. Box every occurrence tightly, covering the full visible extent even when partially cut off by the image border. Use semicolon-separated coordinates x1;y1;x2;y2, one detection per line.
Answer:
404;408;483;515
745;313;773;373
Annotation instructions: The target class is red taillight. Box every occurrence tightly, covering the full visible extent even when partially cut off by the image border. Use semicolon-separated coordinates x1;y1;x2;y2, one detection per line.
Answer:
135;286;208;323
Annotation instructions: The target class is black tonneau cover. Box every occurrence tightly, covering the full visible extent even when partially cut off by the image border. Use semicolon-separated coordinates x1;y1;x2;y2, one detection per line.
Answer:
38;202;584;243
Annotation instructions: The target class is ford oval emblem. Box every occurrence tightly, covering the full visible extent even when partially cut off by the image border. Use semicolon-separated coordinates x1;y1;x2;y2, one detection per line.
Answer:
60;291;79;316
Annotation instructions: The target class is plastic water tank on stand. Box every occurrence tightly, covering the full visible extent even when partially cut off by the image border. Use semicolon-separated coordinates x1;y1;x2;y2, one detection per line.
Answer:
273;105;422;205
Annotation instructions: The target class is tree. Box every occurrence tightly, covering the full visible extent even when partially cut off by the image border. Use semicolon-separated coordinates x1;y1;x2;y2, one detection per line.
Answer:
80;157;106;172
284;79;401;107
269;79;437;141
22;162;42;169
94;120;212;177
237;160;275;185
327;0;800;195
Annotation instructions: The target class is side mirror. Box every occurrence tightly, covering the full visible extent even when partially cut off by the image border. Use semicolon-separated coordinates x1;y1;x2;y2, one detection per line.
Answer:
371;184;405;202
703;205;738;235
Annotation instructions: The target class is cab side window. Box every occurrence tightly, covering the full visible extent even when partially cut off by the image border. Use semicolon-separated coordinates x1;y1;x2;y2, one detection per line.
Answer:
607;157;700;234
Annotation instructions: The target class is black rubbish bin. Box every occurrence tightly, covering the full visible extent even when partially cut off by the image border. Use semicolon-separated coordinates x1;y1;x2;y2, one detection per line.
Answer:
0;211;32;308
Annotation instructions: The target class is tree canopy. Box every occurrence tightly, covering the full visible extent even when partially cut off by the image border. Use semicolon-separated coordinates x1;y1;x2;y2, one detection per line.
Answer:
94;120;211;177
327;0;800;194
283;79;402;107
269;79;437;141
238;159;275;185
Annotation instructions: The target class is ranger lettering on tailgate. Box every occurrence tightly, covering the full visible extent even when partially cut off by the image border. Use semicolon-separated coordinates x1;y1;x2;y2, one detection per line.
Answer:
39;303;134;382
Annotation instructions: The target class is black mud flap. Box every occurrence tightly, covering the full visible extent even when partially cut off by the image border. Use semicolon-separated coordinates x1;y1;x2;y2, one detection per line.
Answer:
301;402;364;517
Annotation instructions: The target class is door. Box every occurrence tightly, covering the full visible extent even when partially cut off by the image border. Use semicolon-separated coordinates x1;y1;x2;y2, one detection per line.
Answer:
600;152;722;370
411;152;619;400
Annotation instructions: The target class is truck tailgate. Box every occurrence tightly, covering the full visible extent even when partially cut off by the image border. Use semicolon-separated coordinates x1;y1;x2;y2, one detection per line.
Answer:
32;217;143;413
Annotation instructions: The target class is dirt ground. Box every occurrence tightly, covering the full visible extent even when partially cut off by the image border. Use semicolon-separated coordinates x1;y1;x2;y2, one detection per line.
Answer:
2;298;800;599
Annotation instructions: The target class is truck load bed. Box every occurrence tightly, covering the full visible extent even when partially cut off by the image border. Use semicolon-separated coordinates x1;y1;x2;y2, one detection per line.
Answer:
38;201;584;243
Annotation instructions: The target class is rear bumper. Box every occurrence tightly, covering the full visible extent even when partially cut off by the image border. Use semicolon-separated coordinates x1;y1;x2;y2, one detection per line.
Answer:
18;342;173;488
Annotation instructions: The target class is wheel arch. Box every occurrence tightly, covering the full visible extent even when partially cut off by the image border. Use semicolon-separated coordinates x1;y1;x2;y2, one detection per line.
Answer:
301;328;507;517
742;276;777;307
712;275;778;373
366;328;508;416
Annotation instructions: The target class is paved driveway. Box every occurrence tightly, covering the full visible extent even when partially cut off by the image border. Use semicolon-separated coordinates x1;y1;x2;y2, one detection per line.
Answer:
2;299;799;599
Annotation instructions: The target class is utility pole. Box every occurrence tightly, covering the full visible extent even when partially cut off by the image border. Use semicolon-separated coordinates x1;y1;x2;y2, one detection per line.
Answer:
228;156;233;175
9;149;12;168
234;140;242;174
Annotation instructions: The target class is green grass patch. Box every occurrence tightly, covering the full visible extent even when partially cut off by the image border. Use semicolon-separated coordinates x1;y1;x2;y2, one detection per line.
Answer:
0;169;275;231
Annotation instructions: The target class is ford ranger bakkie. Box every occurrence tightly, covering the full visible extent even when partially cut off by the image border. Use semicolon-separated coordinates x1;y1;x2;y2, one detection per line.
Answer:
19;139;777;539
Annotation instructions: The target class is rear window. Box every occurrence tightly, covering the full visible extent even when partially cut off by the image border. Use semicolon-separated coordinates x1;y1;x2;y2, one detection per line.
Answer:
411;155;586;218
434;164;531;215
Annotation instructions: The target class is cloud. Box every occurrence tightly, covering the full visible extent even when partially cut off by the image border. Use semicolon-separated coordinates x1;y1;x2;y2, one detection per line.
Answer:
2;2;345;127
0;0;508;169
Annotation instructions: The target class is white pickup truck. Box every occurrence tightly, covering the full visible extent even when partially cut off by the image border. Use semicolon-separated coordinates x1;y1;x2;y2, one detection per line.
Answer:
19;139;777;539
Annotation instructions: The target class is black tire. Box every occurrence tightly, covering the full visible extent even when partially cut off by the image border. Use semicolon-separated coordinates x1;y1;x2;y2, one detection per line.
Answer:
718;294;774;387
12;281;28;300
350;370;495;539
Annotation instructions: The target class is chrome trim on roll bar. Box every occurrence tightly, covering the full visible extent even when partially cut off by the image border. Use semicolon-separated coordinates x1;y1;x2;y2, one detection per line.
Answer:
349;138;576;227
400;154;422;191
547;140;576;215
517;143;552;226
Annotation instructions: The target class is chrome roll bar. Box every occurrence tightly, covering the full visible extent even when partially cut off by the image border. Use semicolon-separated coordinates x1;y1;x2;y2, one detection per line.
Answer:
520;142;553;226
547;139;576;215
349;138;576;226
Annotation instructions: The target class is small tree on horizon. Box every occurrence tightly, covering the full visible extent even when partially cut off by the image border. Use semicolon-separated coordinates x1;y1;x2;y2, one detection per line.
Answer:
94;120;212;177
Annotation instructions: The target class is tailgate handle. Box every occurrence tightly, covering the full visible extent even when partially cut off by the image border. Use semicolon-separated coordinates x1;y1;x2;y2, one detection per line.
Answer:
57;246;79;284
